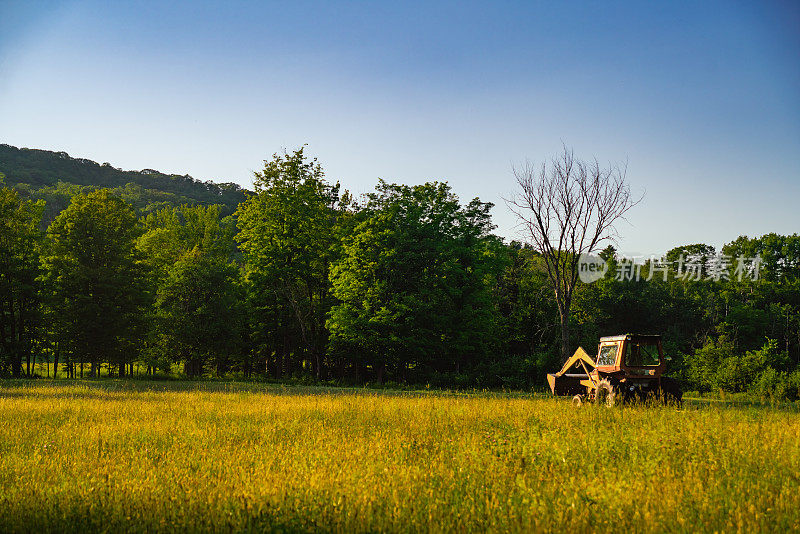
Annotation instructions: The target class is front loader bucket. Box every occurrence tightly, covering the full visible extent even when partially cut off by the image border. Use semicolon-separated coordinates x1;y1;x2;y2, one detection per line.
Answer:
547;347;596;397
547;372;589;396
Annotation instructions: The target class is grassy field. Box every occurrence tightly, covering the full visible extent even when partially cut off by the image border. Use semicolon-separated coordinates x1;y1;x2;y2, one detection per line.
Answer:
0;381;798;533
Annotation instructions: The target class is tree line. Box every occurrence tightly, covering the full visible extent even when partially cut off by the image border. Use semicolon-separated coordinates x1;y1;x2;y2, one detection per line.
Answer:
1;148;798;397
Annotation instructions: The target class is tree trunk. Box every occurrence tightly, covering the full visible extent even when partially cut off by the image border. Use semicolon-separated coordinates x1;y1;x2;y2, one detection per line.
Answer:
184;358;202;378
184;359;194;378
5;299;21;377
559;309;571;364
376;362;385;384
11;352;21;378
243;354;250;378
282;331;291;377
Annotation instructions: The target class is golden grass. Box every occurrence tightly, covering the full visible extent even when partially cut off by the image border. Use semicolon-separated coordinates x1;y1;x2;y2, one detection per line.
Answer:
0;381;798;533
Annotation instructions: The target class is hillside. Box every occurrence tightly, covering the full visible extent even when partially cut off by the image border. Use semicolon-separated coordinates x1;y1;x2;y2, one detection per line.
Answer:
0;144;248;221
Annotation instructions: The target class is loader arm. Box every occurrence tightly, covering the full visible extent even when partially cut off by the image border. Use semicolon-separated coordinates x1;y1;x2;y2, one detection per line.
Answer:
547;347;596;396
554;347;596;377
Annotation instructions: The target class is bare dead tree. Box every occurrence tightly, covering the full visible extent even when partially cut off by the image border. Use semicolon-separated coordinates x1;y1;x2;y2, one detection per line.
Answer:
507;146;640;363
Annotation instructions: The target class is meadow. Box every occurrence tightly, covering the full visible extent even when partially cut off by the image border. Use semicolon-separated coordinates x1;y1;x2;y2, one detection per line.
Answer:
0;381;798;533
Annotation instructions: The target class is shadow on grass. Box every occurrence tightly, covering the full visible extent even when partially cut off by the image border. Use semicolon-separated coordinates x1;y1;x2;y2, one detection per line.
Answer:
0;493;355;534
4;379;795;412
683;395;800;413
0;378;542;401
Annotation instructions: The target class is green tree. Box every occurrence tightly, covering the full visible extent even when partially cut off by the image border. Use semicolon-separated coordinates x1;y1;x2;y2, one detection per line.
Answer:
491;243;560;388
137;204;239;374
236;147;340;379
138;204;236;280
0;179;44;376
42;190;147;377
327;180;504;384
154;252;245;377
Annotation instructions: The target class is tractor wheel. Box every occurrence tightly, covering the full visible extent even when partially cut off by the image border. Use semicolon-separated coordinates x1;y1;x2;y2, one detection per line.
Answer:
595;379;619;407
571;394;584;407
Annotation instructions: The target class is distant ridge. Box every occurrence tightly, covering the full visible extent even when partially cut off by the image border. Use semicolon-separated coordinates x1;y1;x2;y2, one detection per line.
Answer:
0;144;248;217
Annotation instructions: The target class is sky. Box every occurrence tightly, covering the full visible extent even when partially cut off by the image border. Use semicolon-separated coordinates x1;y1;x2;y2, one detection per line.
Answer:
1;0;798;257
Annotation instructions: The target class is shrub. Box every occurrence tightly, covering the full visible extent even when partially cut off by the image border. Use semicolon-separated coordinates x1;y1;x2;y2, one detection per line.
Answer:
751;368;800;401
688;338;791;395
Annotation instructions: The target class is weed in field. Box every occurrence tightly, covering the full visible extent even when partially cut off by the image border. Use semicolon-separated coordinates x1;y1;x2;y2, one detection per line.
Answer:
0;381;798;533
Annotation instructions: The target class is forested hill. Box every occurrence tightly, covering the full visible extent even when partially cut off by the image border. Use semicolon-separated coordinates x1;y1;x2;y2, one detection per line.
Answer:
0;144;248;220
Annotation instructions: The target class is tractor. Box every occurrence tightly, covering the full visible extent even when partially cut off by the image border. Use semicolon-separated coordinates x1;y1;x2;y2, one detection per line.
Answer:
547;334;682;406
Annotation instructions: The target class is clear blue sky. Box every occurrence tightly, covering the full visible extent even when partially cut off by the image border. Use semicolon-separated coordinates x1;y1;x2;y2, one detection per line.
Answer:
1;0;798;256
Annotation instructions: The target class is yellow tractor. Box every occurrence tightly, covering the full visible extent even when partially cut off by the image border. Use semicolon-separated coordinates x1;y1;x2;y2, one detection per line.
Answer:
547;334;682;405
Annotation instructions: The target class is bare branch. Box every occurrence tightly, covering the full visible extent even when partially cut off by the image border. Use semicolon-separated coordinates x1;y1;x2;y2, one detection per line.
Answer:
505;146;642;362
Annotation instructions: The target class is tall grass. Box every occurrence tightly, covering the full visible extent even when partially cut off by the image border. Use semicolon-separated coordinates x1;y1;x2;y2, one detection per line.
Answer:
0;381;798;532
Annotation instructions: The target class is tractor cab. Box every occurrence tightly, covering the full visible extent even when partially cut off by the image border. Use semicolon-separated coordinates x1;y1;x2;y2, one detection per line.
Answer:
595;334;665;376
